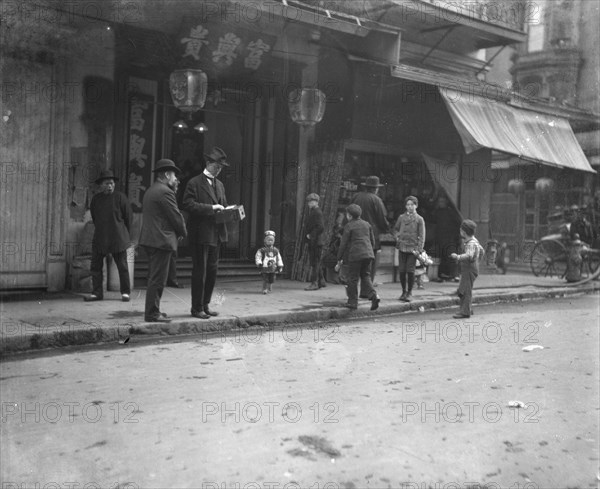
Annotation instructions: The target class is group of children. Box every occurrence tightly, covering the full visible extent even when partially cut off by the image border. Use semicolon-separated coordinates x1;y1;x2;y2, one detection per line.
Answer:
254;195;485;319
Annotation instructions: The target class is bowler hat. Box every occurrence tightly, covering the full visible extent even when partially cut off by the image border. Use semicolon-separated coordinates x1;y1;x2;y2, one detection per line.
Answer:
95;170;118;184
361;175;384;188
153;159;181;173
204;146;229;166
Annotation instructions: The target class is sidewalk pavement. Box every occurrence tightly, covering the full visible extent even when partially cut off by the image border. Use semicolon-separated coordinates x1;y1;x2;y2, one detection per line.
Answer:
1;268;598;354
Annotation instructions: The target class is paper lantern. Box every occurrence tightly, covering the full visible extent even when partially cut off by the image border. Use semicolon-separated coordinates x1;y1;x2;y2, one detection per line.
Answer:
507;178;525;194
288;88;326;126
169;69;208;114
535;177;554;193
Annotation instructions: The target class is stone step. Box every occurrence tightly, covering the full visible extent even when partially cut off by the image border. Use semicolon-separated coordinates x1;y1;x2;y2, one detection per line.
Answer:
134;258;258;286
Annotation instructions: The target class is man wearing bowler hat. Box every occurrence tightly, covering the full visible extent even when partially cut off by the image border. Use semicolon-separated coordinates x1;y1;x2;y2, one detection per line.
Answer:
84;169;132;303
351;175;390;293
139;159;187;322
183;146;230;319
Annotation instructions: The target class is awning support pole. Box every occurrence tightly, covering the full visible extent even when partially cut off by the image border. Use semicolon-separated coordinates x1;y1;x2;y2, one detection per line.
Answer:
421;26;456;63
475;46;507;76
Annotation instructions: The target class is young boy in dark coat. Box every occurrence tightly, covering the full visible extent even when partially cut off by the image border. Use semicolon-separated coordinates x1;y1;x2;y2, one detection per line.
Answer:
336;204;380;311
450;219;485;318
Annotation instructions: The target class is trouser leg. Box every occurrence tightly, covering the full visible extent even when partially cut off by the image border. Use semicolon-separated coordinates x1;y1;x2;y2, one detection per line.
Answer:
144;247;171;319
359;259;376;299
346;261;360;306
203;244;219;306
90;246;105;298
112;250;130;295
167;251;177;284
407;272;415;293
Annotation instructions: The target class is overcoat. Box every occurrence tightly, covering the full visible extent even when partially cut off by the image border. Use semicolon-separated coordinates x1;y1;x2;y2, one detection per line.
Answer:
183;174;228;246
139;181;187;251
337;218;375;263
90;191;132;254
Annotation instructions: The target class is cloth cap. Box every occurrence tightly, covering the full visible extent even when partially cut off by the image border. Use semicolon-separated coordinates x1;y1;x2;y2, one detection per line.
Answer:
362;175;384;188
460;219;477;236
95;170;118;184
264;230;275;238
346;203;362;219
405;195;418;205
204;146;230;167
153;159;181;173
306;193;320;202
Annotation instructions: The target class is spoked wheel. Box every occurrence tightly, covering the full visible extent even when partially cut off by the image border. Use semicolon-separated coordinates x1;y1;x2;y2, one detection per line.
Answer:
530;239;568;278
582;249;600;279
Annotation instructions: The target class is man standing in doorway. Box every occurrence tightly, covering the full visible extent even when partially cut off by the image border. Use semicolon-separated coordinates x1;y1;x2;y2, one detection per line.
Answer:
84;170;132;303
139;159;187;322
183;147;229;319
352;175;390;294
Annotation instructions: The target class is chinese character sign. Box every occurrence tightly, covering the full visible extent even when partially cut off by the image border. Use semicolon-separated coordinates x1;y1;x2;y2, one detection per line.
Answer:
127;93;155;212
178;21;274;75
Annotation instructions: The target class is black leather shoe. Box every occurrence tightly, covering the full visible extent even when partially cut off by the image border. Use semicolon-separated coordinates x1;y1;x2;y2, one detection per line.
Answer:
191;310;210;319
144;316;171;323
203;306;219;317
452;313;470;319
370;296;380;311
167;281;185;288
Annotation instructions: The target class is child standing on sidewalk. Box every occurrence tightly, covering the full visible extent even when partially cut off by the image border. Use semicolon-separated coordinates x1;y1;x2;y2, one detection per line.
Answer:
393;196;426;302
450;219;485;318
255;230;284;294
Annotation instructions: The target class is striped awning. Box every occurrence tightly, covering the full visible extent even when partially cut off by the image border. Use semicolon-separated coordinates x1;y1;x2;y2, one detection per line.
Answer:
441;89;596;173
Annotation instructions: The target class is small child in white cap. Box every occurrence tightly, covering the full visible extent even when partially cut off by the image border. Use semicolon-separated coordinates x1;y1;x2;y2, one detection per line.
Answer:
255;230;284;294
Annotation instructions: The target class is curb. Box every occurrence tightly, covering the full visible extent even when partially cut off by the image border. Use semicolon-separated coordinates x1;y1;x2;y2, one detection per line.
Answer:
1;284;598;355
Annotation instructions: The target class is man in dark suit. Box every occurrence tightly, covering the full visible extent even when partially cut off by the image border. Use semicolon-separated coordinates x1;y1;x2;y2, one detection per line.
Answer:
183;147;229;319
139;159;187;323
84;170;132;303
304;193;326;290
352;175;390;293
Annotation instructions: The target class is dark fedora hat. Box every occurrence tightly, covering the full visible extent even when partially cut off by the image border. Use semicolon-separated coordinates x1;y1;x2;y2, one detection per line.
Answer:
153;159;181;173
95;170;118;184
204;146;229;167
361;175;384;188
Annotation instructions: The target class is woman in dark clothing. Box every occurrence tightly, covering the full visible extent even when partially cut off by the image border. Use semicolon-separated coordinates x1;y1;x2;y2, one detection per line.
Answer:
336;204;380;311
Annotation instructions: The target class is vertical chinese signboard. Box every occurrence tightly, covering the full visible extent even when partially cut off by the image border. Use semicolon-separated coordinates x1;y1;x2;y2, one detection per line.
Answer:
127;93;155;212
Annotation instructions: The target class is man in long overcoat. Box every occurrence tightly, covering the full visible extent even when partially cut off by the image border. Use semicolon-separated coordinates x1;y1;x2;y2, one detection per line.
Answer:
183;147;229;319
84;170;132;302
139;159;187;322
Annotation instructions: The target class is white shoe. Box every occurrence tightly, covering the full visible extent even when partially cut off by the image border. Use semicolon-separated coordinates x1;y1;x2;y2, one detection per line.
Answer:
121;294;130;302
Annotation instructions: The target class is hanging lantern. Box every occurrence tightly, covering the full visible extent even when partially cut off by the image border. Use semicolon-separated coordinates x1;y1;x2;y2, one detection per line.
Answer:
507;178;525;194
288;88;326;126
168;69;208;114
535;177;554;193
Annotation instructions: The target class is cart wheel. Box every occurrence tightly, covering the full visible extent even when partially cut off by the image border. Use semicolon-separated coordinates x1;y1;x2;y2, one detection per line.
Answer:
530;239;568;278
582;249;600;279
